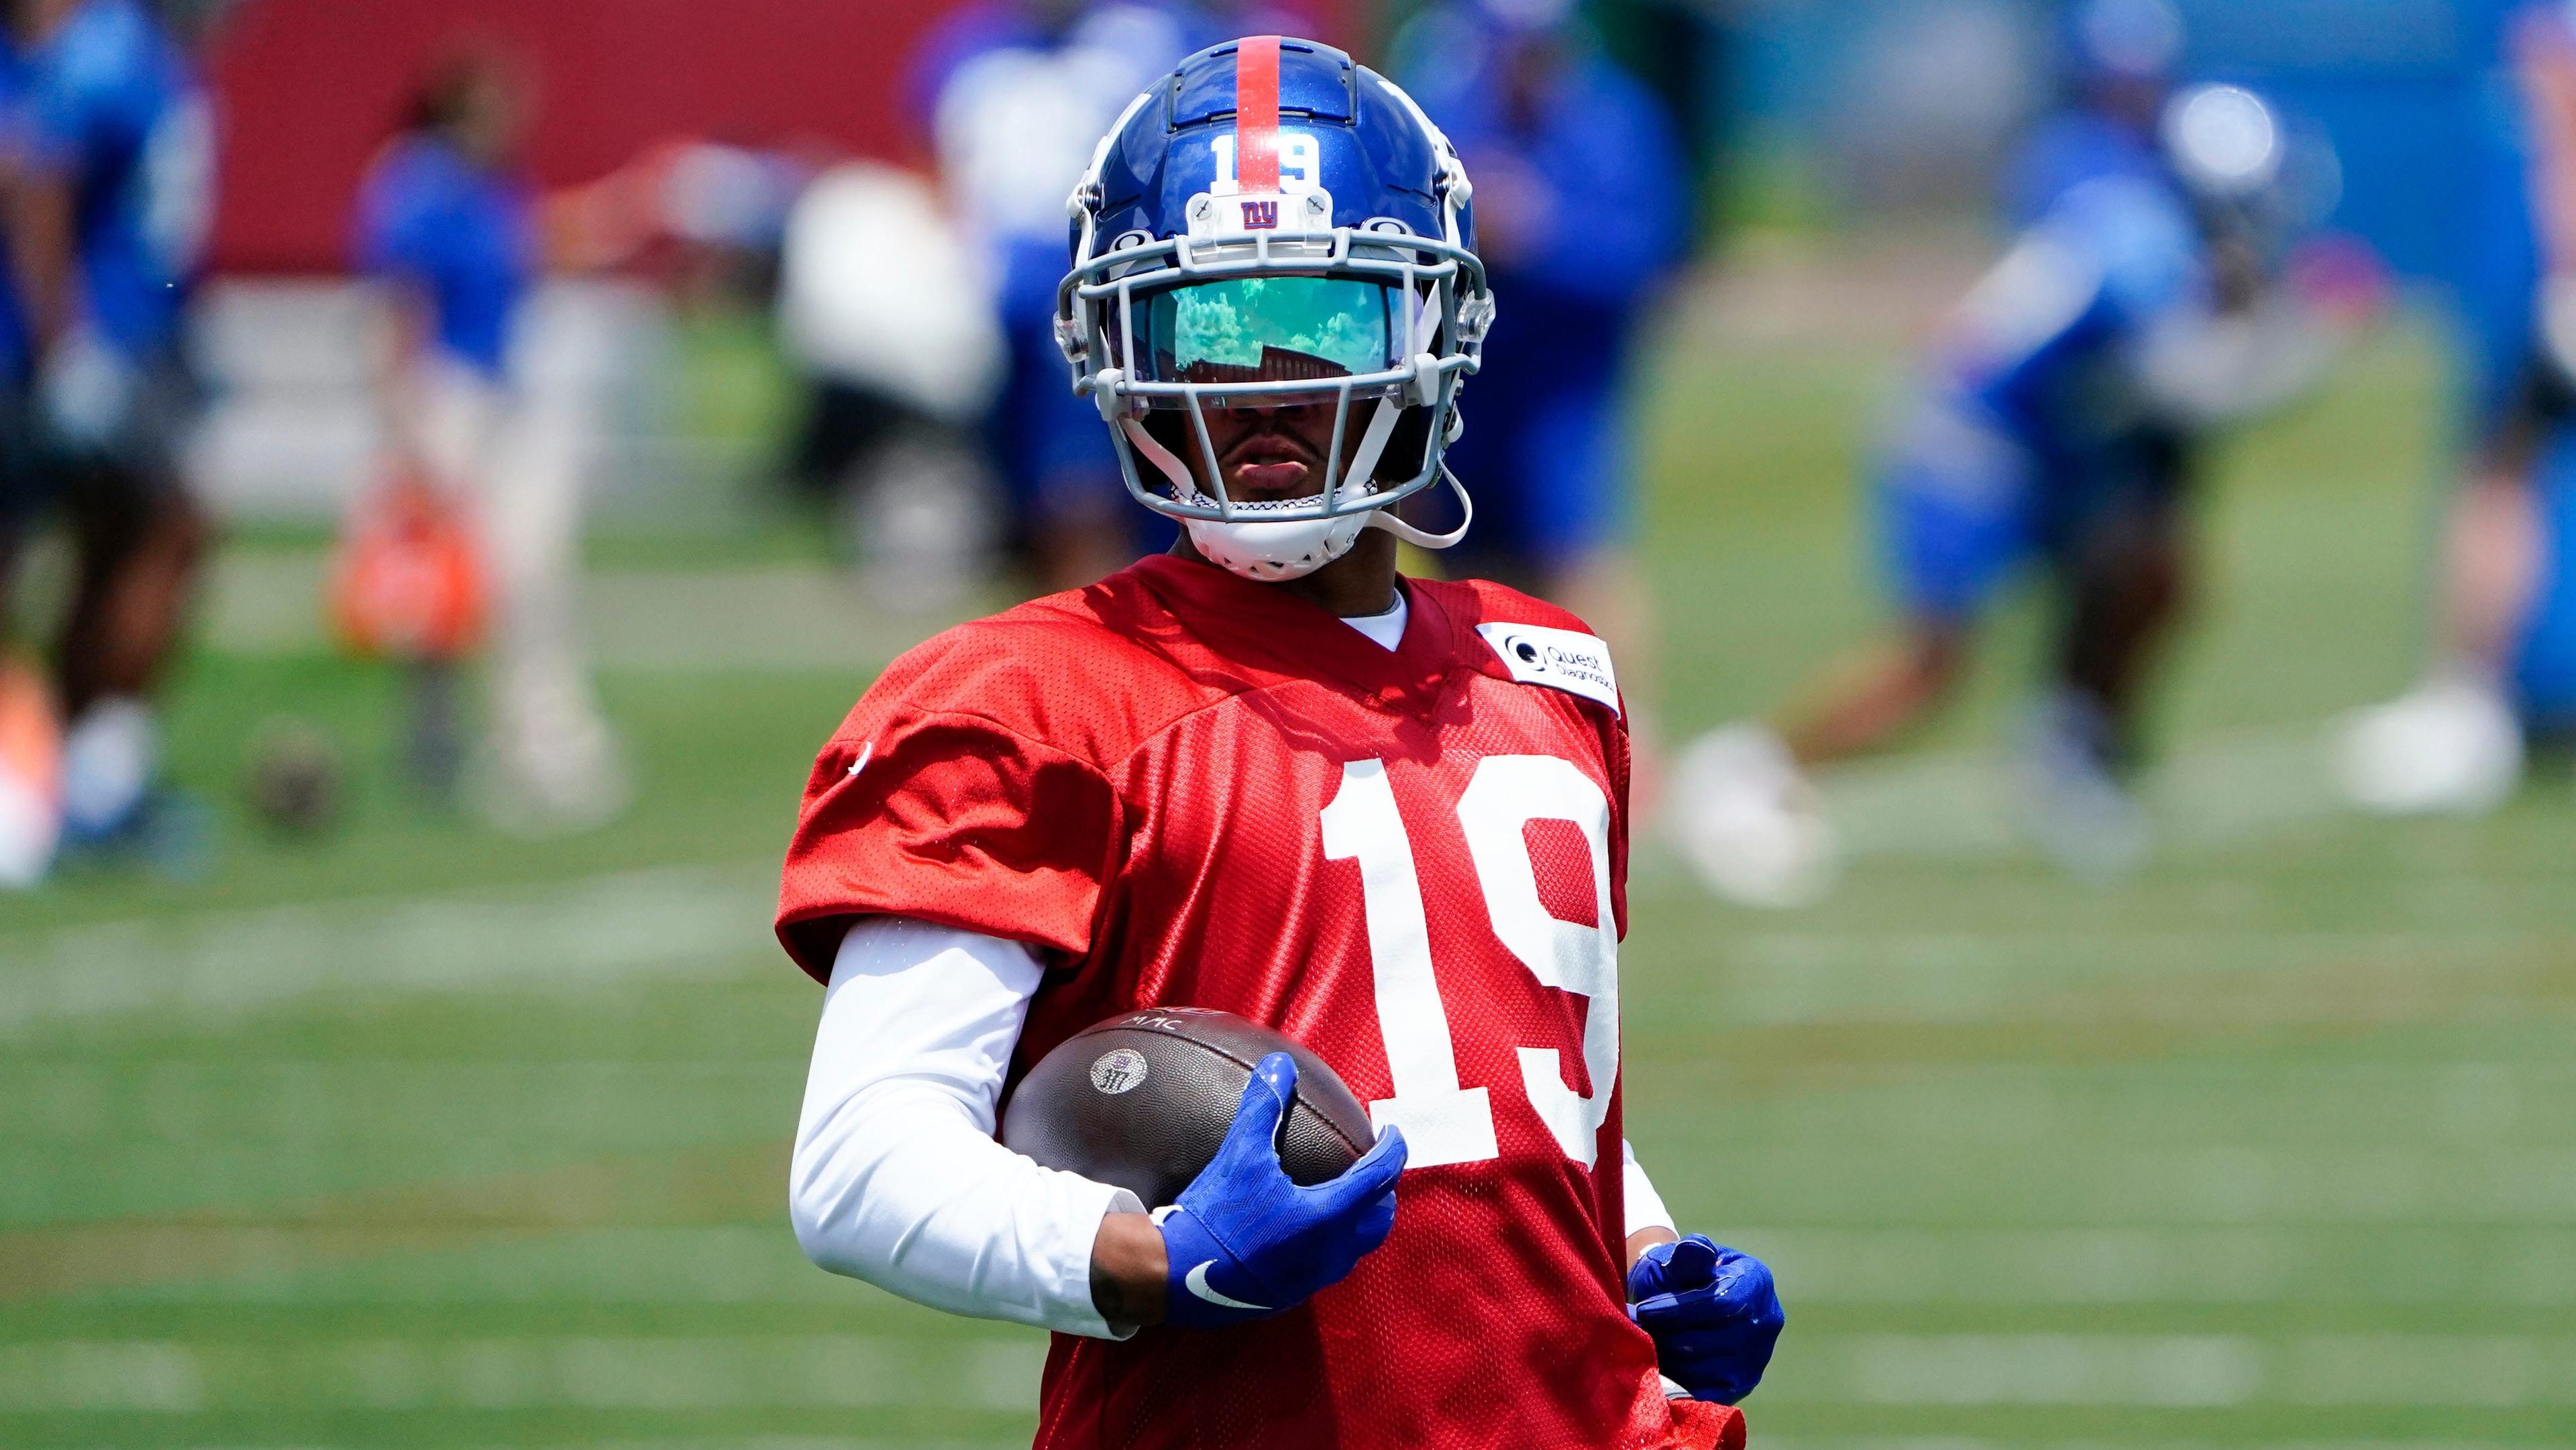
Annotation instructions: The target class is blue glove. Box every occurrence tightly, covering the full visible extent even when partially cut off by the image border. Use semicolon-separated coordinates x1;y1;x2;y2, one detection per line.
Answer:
1627;1235;1784;1404
1152;1052;1407;1328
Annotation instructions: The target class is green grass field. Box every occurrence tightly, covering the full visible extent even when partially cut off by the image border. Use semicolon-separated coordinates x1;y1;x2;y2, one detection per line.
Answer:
3;295;2572;1448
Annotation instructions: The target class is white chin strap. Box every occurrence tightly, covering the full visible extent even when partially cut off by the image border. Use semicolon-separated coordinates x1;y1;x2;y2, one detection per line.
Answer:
1123;399;1474;582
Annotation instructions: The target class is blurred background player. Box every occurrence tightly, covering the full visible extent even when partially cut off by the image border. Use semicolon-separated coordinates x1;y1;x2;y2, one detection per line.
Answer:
2337;0;2576;817
1672;0;2373;905
1393;0;1689;752
908;0;1205;592
4;0;214;864
354;42;647;832
0;10;48;885
776;157;1006;610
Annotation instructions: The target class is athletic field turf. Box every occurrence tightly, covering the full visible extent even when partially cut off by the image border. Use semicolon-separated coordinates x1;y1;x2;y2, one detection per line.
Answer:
3;291;2571;1447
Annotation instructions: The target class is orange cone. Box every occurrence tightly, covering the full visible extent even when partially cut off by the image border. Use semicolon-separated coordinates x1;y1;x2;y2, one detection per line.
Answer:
0;660;63;886
328;464;490;663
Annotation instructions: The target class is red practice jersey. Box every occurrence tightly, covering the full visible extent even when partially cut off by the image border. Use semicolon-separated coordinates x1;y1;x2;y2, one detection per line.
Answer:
779;554;1726;1450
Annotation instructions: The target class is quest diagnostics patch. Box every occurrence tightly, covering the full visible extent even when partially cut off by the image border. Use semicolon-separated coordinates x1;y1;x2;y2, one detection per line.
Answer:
1475;623;1620;715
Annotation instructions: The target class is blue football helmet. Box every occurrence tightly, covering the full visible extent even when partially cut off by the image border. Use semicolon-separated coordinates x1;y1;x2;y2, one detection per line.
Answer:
1056;36;1492;580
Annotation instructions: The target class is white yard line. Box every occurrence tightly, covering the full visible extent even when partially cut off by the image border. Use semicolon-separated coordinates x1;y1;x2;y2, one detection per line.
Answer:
133;1219;2571;1311
1839;1332;2266;1408
180;1443;1010;1450
0;1333;1045;1413
203;551;965;672
1700;928;2538;1027
1714;1225;2576;1306
9;1329;2569;1414
0;863;777;1036
1809;1331;2576;1409
1819;720;2347;862
1630;719;2358;902
1761;1443;2542;1450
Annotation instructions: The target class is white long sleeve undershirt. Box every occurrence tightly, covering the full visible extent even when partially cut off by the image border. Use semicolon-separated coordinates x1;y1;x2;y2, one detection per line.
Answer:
789;916;1676;1339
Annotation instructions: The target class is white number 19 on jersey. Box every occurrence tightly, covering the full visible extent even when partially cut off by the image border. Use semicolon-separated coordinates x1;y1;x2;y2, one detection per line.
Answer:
1320;756;1619;1170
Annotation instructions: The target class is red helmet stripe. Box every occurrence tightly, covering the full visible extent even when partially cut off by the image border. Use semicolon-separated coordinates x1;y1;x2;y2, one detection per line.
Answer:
1234;35;1282;193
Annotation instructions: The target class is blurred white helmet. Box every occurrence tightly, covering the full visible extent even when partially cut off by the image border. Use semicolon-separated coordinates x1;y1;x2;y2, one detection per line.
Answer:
2159;82;2343;262
2161;84;2283;200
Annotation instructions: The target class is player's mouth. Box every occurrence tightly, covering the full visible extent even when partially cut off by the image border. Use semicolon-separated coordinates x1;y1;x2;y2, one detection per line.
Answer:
1221;435;1321;501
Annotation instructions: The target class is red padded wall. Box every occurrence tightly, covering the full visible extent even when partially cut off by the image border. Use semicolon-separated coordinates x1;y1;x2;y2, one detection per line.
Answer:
205;0;1350;273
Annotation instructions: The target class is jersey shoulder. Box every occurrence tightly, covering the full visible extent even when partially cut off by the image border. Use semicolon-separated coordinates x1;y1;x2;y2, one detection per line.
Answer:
782;571;1208;977
843;566;1246;768
1421;574;1597;659
2041;173;2199;317
1420;575;1601;638
1415;576;1627;722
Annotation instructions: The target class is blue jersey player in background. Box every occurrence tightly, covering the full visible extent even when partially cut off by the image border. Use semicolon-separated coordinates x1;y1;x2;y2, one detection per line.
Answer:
350;42;539;811
1393;0;1688;739
0;16;46;888
1674;0;2376;906
1;0;213;865
910;0;1211;591
351;40;654;834
356;91;535;394
0;14;32;596
2337;0;2576;817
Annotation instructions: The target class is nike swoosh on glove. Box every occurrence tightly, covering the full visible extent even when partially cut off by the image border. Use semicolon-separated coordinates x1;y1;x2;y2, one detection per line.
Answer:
1627;1235;1784;1404
1152;1052;1406;1329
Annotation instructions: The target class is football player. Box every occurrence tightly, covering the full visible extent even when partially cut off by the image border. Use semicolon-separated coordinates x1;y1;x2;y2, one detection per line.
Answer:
910;0;1205;590
4;0;213;856
0;15;55;886
780;38;1780;1449
1672;7;2372;904
2337;0;2576;815
354;41;647;831
1390;0;1688;696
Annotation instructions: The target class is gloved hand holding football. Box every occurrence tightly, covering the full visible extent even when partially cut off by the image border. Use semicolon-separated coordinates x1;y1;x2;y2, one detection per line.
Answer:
1001;1010;1407;1327
1152;1053;1405;1327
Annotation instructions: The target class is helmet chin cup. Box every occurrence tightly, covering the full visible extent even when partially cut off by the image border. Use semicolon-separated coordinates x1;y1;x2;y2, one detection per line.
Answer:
1185;512;1370;582
1186;465;1473;582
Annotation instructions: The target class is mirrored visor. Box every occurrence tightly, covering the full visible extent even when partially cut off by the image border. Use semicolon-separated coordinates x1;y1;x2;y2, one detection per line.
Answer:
1132;276;1404;389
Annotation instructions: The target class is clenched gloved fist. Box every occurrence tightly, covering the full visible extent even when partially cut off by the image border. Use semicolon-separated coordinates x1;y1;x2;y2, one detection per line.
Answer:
1627;1235;1783;1404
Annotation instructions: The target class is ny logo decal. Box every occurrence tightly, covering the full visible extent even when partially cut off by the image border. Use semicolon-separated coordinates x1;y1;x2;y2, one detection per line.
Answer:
1240;199;1279;230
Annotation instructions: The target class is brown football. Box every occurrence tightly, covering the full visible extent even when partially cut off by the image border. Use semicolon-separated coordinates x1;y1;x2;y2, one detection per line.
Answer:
1000;1006;1375;1208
